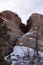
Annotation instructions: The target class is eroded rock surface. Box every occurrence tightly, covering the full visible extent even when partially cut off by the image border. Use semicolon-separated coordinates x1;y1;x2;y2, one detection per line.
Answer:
16;13;43;52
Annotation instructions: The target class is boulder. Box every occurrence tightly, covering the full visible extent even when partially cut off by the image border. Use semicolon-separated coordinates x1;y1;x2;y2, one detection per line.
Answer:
16;13;43;52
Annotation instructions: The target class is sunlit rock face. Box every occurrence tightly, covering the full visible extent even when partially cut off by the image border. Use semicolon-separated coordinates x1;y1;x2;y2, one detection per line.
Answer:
16;13;43;52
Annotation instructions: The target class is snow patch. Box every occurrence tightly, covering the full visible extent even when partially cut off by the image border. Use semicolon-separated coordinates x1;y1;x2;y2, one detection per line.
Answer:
5;46;43;65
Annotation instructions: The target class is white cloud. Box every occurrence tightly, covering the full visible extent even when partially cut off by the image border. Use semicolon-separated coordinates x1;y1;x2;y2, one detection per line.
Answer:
0;0;43;24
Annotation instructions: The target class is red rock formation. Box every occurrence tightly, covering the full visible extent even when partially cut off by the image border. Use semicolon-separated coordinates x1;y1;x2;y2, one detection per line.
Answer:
0;10;24;55
0;10;28;33
29;13;43;31
0;10;29;56
16;13;43;52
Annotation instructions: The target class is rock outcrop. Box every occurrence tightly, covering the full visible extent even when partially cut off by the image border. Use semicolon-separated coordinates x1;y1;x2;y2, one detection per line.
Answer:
0;10;27;56
1;11;43;61
16;13;43;52
27;13;43;31
0;10;28;33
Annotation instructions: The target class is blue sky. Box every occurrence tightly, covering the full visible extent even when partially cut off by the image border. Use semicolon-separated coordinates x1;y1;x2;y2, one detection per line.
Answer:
0;0;43;24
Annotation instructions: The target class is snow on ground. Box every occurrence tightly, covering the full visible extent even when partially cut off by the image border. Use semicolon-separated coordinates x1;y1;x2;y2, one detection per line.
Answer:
5;46;34;60
11;46;34;56
5;46;43;65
